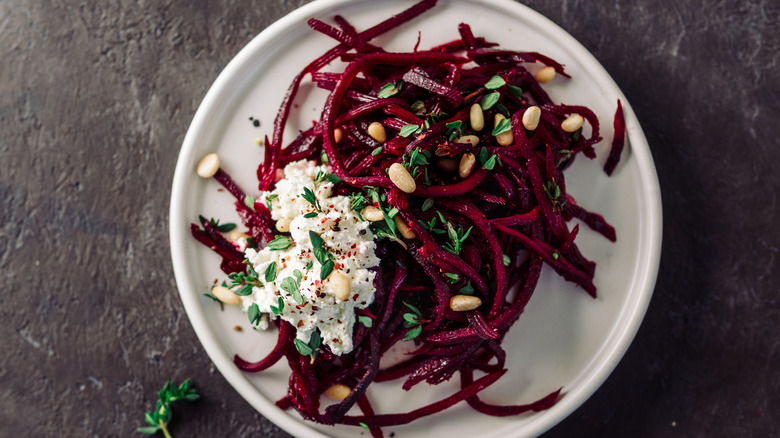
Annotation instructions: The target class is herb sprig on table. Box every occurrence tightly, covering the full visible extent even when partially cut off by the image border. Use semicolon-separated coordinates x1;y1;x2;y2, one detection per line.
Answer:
137;379;199;437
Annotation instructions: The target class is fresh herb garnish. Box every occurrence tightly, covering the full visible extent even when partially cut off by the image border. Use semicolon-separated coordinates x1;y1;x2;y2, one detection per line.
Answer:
458;282;475;295
303;212;318;218
267;235;294;251
495;103;510;118
399;124;423;138
137;379;199;437
269;296;284;315
421;197;434;212
543;178;567;210
503;254;512;267
478;147;499;170
294;330;321;362
402;302;423;340
244;196;256;211
228;265;263;296
320;260;335;280
198;216;236;233
247;303;260;325
265;194;278;211
507;84;524;99
358;315;373;327
410;100;426;115
437;211;473;255
371;146;383;156
418;215;446;235
402;148;431;177
264;262;277;283
480;91;500;110
348;192;369;212
492;117;512;136
301;186;322;212
445;120;463;141
444;272;459;283
377;81;402;98
309;231;328;264
484;75;506;89
202;292;218;302
280;275;304;304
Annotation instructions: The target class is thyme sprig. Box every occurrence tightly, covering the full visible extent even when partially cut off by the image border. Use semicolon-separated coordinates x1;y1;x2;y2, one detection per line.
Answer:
228;265;263;296
402;302;424;340
137;379;199;437
302;186;322;212
197;216;236;233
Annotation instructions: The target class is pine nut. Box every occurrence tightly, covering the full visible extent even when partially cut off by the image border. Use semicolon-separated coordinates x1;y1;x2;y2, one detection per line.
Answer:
324;383;352;401
449;294;482;312
435;157;458;173
455;135;480;146
212;285;241;306
535;66;556;83
276;217;292;232
334;127;343;144
330;271;351;301
367;122;386;143
561;114;585;133
459;153;476;178
227;230;249;243
522;106;541;131
388;163;416;193
196;153;220;178
469;104;484;132
394;215;416;239
494;114;514;146
361;206;384;222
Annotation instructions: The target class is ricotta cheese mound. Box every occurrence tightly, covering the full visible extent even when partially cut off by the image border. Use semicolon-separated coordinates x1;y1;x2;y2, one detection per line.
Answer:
240;160;379;355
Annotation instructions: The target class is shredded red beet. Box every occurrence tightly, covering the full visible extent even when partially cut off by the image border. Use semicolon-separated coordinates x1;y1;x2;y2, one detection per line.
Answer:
190;1;626;435
604;99;626;176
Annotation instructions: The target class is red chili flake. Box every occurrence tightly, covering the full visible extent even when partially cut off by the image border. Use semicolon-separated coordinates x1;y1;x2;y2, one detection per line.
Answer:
335;262;342;269
297;321;304;328
311;306;319;311
337;319;342;324
351;243;357;249
283;263;287;269
329;204;335;209
347;252;352;258
321;218;327;224
352;293;359;301
332;338;341;343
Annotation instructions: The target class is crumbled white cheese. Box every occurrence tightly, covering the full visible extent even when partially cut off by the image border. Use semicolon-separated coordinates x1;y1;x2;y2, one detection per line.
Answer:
240;160;379;355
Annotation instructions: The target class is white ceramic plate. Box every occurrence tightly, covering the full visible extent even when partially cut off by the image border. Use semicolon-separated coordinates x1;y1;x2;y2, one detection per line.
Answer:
169;0;662;436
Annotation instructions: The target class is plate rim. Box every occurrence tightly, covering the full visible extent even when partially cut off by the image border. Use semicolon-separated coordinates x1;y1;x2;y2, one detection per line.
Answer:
169;0;662;437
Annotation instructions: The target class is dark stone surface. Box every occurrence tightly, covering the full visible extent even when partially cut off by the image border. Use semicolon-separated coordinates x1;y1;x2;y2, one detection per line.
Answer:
1;0;777;437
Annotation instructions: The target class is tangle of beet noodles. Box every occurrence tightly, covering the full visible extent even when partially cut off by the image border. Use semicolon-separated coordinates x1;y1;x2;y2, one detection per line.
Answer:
192;1;624;435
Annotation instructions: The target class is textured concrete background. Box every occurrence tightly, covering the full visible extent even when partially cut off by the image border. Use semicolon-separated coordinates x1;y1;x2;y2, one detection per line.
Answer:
1;0;778;437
